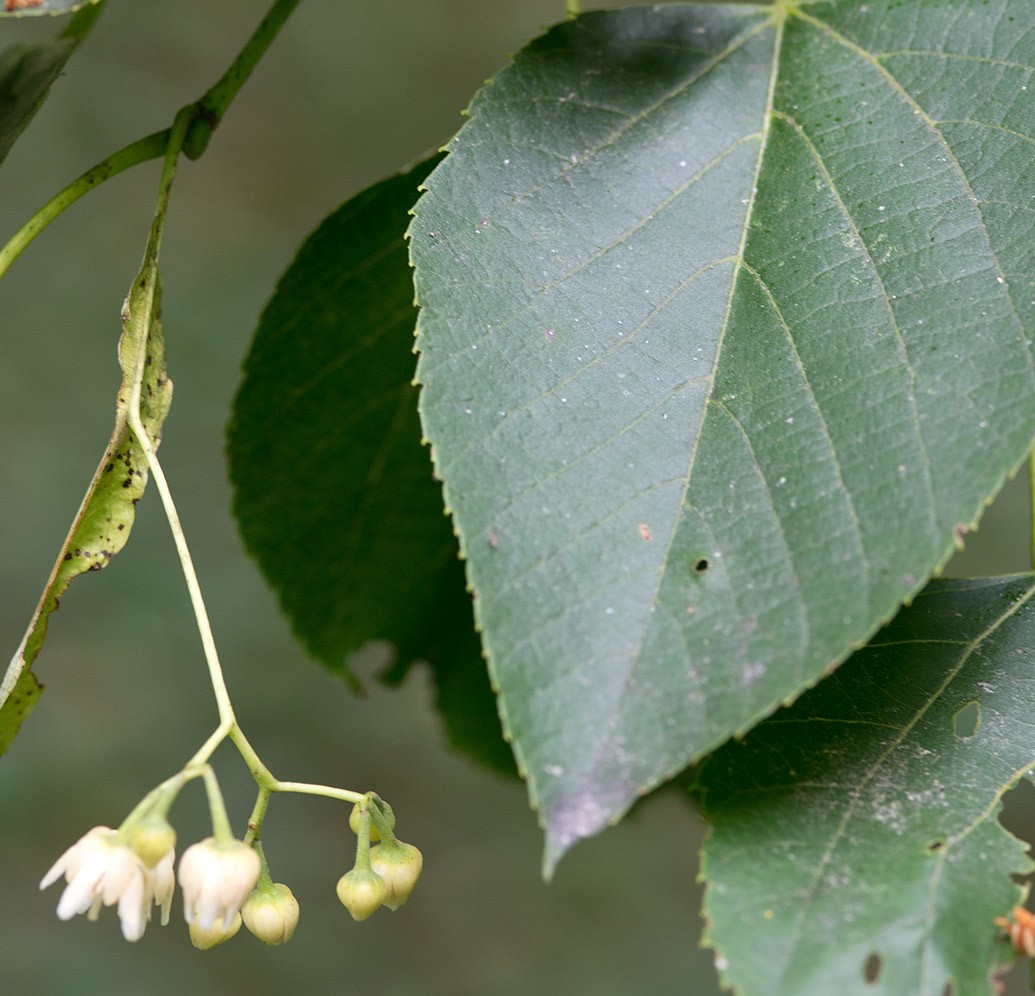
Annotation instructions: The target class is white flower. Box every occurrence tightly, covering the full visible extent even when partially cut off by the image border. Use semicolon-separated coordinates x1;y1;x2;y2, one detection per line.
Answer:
178;838;260;932
40;826;158;941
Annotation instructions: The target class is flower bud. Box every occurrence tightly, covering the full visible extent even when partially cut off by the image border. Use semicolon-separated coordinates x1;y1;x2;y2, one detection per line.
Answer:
127;815;177;869
349;801;395;843
242;883;300;945
368;841;422;910
178;838;260;933
189;911;242;950
336;868;387;921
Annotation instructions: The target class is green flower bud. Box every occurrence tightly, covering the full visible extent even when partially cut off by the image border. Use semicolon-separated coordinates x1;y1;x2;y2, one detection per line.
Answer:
242;883;300;945
189;911;242;950
336;868;387;922
127;814;177;869
368;841;423;911
349;801;395;843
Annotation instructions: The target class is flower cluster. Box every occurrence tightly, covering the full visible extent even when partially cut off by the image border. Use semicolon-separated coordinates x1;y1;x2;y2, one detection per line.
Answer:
336;799;422;922
41;791;420;948
41;821;262;947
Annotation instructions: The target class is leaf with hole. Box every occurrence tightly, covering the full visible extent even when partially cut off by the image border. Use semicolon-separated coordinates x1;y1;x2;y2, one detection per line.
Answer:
410;1;1035;868
698;575;1035;996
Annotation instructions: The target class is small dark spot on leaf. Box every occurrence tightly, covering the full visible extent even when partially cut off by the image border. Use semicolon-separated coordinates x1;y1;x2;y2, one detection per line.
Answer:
104;462;114;473
693;558;709;574
62;553;72;562
942;984;953;996
862;951;881;984
926;839;944;853
117;524;125;531
123;478;133;488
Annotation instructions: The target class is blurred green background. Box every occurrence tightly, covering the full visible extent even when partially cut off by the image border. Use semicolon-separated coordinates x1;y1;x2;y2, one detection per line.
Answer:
0;3;1032;995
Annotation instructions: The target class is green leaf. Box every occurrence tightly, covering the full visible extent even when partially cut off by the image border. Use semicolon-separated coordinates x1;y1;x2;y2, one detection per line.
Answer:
698;575;1035;996
0;246;172;755
411;1;1035;868
228;156;513;772
0;3;102;166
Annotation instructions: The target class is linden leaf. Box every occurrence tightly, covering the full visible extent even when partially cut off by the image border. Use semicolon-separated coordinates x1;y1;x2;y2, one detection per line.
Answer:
699;576;1035;996
410;2;1035;868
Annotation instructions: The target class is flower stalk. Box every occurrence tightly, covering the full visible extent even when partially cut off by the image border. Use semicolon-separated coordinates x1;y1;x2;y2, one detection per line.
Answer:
33;0;422;949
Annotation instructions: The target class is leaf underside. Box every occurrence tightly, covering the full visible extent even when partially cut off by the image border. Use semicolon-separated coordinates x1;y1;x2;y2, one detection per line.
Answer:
699;575;1035;996
0;263;171;754
410;1;1035;868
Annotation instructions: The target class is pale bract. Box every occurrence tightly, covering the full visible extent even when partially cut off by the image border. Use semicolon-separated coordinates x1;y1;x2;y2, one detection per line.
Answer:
40;825;172;942
178;837;260;932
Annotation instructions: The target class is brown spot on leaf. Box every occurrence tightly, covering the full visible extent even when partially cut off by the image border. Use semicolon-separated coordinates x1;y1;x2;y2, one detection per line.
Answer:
5;0;45;9
638;522;651;541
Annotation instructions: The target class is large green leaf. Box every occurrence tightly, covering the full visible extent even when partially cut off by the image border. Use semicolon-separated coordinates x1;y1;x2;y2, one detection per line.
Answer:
698;575;1035;996
0;244;172;754
227;158;513;772
410;0;1035;868
0;3;101;166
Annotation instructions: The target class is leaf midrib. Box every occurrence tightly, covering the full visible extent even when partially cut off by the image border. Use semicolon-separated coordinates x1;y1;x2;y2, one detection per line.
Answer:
539;8;787;837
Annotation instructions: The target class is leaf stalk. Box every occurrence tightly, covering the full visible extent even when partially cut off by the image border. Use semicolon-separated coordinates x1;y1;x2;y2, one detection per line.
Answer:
0;0;305;279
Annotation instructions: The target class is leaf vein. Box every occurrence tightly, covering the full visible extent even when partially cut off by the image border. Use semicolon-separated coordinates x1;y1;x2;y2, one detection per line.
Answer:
771;106;940;547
